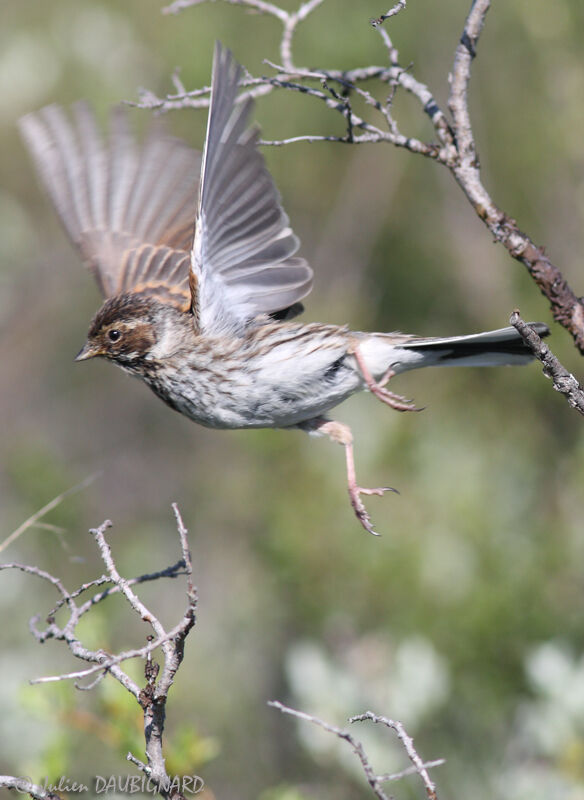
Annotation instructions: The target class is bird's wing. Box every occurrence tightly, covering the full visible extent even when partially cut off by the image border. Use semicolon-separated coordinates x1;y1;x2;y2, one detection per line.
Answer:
19;102;200;311
190;43;314;336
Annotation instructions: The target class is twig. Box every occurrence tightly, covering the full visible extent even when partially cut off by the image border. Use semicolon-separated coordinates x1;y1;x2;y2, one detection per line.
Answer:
269;701;442;799
0;473;99;554
351;711;440;800
262;71;437;155
445;0;584;351
0;776;62;800
163;0;323;72
378;759;446;783
50;558;187;619
269;701;390;800
2;507;198;799
510;311;584;415
29;620;193;686
371;0;406;28
89;521;164;632
164;0;287;18
131;81;273;112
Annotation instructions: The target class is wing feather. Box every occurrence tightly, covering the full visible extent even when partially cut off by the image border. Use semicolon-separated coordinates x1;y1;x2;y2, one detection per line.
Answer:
19;102;200;308
191;43;313;335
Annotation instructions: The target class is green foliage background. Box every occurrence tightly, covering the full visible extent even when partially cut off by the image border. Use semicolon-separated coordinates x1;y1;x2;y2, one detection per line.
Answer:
1;1;584;798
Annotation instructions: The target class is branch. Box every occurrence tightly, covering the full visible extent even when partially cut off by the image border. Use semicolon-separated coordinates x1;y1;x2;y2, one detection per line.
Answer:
0;776;61;800
446;0;584;352
1;505;197;799
370;1;407;29
269;701;443;800
351;711;440;800
510;311;584;415
162;0;324;72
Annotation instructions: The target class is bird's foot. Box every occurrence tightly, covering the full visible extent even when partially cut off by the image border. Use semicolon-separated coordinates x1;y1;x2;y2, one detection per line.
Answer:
353;351;421;412
348;484;398;536
367;378;419;412
300;417;399;535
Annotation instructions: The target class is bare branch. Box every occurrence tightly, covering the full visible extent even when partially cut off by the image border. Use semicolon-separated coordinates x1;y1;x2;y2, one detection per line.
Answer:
90;520;165;635
0;776;62;800
50;558;187;620
269;701;391;800
510;311;584;415
378;759;446;783
126;751;149;773
375;28;455;150
164;0;287;20
269;701;442;799
131;80;274;112
448;0;490;165
443;1;584;351
0;562;70;597
351;711;440;800
29;620;193;687
263;70;440;155
281;0;325;71
162;0;323;72
172;502;196;604
2;507;198;798
371;0;406;28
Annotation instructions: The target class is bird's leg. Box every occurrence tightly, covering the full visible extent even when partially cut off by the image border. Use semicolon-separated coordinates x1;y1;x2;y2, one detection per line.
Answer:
302;418;397;535
351;345;419;412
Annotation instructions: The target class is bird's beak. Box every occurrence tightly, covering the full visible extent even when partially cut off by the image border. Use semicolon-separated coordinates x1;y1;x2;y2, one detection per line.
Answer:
75;342;99;362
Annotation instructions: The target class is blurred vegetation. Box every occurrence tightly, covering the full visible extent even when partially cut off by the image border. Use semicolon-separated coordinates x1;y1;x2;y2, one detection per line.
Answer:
1;1;584;798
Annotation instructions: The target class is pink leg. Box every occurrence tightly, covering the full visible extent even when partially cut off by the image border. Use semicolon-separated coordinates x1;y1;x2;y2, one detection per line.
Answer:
352;346;419;412
305;419;397;535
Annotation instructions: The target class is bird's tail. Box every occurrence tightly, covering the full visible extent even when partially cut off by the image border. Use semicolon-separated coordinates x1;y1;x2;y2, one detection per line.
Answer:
362;322;550;376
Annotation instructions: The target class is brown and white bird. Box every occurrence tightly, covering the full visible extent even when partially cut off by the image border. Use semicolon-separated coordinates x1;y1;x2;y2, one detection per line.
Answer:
19;43;548;534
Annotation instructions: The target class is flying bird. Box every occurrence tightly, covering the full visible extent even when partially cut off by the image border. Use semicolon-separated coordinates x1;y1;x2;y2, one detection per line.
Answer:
19;43;549;534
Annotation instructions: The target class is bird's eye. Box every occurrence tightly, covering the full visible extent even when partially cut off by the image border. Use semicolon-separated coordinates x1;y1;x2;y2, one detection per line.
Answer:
108;329;122;343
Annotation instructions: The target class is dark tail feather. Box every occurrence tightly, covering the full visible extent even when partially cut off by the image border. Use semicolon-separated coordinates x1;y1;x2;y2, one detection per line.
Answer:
402;322;550;368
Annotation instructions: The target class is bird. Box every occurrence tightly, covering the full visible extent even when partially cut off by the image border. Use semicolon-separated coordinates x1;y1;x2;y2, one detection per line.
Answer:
19;42;549;535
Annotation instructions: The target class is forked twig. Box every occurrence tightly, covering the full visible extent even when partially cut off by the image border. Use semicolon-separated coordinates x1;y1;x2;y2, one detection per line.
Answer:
269;701;443;800
0;504;197;799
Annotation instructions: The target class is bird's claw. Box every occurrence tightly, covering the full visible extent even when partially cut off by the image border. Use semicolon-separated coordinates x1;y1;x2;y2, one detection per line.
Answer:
370;385;420;412
355;359;421;413
348;485;398;536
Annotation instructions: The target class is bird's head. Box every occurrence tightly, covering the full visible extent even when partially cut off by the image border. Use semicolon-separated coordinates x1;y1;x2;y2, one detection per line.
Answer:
75;293;159;373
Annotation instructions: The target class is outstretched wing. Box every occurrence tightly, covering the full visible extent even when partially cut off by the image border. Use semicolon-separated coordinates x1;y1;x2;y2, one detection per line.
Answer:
191;43;314;336
19;103;200;310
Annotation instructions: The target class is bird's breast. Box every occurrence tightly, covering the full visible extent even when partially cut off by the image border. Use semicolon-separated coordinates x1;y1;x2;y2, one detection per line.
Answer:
144;329;363;430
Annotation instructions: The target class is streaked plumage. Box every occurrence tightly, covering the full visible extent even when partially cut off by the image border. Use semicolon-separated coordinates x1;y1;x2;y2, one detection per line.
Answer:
19;42;549;533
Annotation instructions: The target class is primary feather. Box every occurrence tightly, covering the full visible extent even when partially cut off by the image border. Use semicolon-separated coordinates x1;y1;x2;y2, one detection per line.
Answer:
18;102;200;308
191;43;313;336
